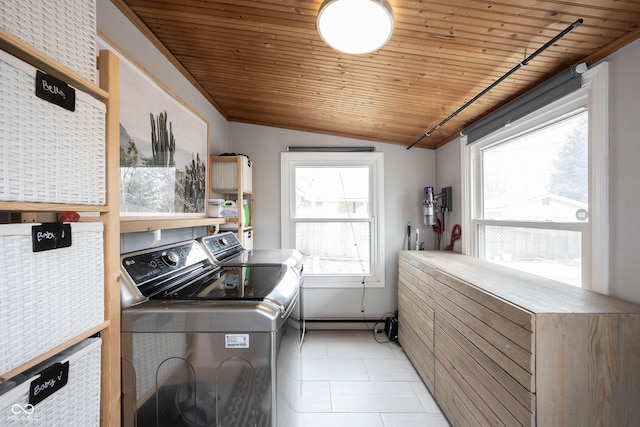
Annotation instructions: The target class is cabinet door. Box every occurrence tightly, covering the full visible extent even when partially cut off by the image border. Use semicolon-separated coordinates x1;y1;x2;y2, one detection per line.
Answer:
398;253;436;391
434;272;535;427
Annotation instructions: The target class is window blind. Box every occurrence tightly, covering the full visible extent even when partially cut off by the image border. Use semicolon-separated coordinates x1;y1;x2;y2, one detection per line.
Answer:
462;67;582;144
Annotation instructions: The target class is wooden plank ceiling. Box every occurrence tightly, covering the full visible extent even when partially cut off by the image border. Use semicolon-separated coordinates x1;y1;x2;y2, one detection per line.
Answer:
113;0;640;149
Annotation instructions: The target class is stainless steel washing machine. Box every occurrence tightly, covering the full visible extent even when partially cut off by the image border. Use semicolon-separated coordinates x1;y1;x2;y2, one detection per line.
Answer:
120;239;301;427
198;232;305;340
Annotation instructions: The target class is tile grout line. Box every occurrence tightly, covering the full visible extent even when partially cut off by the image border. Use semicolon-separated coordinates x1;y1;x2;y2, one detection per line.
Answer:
296;330;450;425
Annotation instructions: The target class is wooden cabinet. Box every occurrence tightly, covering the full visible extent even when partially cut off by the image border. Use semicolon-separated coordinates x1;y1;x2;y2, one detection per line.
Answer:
398;253;437;391
210;155;254;245
0;28;121;425
399;250;640;427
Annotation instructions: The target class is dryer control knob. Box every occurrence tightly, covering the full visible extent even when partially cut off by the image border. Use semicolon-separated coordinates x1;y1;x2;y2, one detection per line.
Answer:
161;251;179;267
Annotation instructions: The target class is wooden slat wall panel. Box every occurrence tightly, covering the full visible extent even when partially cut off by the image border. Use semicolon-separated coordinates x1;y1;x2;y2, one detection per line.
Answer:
436;315;534;426
434;270;535;332
398;294;435;392
435;293;534;390
398;253;436;391
116;0;640;149
436;325;531;427
437;311;535;412
435;278;533;351
401;251;437;276
435;358;485;427
398;284;434;346
398;259;436;308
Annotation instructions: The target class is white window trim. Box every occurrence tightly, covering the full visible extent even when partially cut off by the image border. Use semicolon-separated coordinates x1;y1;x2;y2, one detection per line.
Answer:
461;62;609;293
281;151;385;288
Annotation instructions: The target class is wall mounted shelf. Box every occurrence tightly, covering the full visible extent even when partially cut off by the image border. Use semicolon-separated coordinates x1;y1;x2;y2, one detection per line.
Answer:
120;217;227;233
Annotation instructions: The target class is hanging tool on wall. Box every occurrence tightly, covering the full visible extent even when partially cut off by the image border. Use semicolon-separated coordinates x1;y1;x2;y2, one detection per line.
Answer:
446;224;462;251
432;218;442;250
425;186;455;250
424;187;452;227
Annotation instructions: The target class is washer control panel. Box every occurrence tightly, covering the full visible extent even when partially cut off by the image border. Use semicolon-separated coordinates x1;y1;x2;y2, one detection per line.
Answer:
121;241;209;286
200;232;243;260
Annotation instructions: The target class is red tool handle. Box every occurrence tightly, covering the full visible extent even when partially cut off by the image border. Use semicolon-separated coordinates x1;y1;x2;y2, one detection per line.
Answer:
447;224;461;251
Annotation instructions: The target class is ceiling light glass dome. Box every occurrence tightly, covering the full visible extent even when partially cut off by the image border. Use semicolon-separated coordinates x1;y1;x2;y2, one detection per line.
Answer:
317;0;394;54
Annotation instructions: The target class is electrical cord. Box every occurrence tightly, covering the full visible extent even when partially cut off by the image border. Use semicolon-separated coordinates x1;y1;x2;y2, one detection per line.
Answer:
360;275;366;313
299;319;306;349
363;311;394;331
362;311;397;344
360;276;396;344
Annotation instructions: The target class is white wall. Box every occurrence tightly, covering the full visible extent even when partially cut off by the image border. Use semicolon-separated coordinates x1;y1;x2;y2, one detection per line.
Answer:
435;38;640;304
435;138;462;251
607;39;640;304
229;123;435;319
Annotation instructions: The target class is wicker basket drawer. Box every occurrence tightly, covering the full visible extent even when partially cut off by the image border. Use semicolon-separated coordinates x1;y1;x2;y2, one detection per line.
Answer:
0;222;104;374
0;338;101;426
0;50;106;205
0;0;97;82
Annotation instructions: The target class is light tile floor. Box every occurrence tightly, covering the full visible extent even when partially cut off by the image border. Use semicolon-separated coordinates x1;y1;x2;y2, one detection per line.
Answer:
277;328;451;427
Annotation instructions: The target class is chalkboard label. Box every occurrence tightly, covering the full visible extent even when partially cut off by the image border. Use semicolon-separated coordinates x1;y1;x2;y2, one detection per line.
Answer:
57;223;72;248
29;361;69;406
35;70;76;112
32;223;72;252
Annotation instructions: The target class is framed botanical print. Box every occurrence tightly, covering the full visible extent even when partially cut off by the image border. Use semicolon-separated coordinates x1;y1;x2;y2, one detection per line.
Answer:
98;37;208;217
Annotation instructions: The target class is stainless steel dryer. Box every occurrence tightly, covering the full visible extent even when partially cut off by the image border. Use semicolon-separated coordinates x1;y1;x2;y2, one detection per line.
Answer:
198;232;305;332
120;239;301;427
198;232;303;271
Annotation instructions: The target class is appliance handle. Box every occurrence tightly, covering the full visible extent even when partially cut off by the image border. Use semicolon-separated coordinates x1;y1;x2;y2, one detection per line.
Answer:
280;288;301;319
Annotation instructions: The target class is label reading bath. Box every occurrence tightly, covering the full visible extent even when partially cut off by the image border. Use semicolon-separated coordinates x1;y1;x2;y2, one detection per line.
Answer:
35;70;76;112
225;334;249;349
29;362;69;406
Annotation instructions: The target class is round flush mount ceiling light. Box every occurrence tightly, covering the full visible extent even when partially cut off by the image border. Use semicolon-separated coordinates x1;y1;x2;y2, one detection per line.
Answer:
317;0;394;55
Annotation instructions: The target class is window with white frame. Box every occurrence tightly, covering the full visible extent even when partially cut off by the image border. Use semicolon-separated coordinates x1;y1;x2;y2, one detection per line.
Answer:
462;63;609;292
281;151;385;288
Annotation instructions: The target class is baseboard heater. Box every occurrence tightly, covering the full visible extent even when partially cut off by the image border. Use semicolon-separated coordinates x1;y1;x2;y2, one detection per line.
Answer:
303;319;386;330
